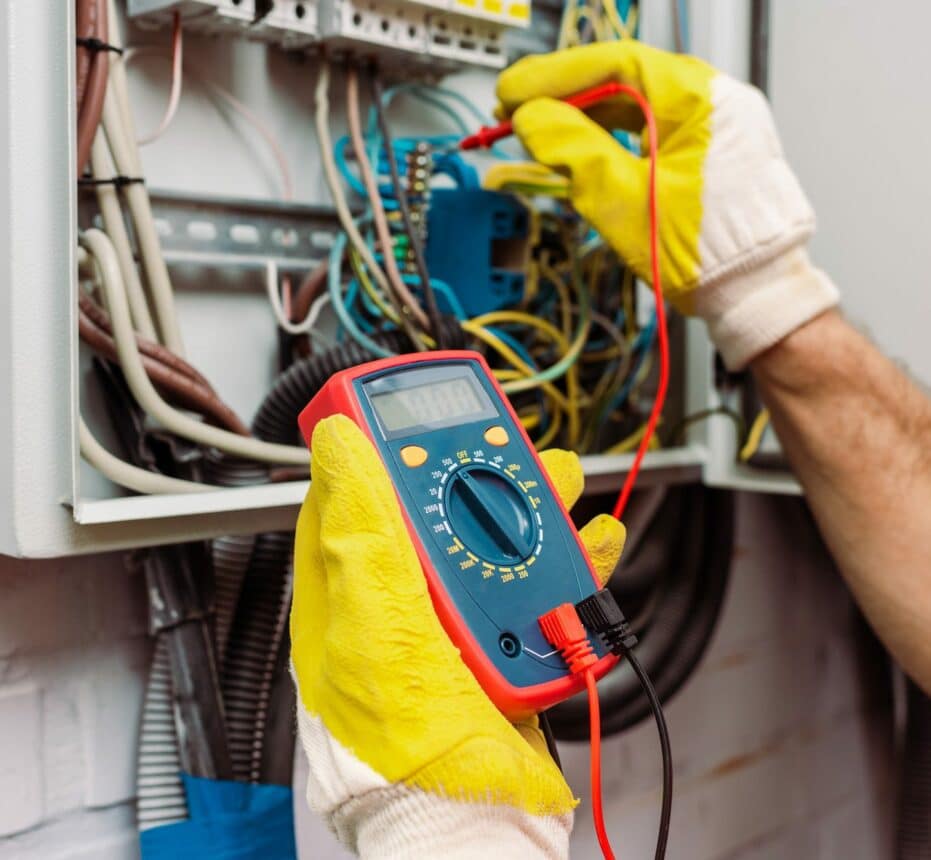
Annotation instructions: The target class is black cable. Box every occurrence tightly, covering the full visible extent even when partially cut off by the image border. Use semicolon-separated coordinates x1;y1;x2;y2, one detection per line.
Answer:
664;405;745;448
539;712;562;772
576;590;672;860
369;72;448;348
624;648;672;860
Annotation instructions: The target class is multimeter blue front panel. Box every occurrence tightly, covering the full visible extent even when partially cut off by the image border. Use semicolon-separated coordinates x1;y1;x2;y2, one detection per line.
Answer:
356;357;606;689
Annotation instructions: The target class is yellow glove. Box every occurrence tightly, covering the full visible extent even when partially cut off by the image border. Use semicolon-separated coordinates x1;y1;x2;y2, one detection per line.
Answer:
497;42;840;369
291;414;625;859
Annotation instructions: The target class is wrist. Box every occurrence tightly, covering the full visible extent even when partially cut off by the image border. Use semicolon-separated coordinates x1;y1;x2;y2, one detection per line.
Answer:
695;246;841;369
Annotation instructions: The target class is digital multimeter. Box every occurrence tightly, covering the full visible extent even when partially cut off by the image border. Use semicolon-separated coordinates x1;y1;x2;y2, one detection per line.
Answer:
298;350;617;719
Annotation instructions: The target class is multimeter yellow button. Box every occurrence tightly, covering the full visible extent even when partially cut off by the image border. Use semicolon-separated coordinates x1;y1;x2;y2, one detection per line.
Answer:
400;445;428;467
484;426;509;447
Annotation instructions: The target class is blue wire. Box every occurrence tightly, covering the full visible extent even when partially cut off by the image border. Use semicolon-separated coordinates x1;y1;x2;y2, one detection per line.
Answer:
677;0;690;51
485;326;540;371
328;233;395;358
401;275;468;320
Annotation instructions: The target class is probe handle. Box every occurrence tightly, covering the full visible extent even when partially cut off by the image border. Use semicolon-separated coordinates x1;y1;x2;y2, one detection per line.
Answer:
459;82;626;150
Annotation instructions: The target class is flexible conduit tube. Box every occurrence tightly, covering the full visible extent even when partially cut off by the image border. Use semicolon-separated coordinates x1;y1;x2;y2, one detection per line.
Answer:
136;639;187;829
548;485;734;740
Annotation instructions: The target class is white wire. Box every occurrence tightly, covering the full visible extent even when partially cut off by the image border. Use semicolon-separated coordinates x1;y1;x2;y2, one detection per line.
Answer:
122;47;295;201
264;261;332;335
80;417;212;495
102;2;186;355
80;228;309;465
136;11;183;146
89;133;159;340
314;62;409;330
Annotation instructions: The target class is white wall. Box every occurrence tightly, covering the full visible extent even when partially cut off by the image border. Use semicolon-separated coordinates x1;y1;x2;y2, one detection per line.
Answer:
769;0;931;384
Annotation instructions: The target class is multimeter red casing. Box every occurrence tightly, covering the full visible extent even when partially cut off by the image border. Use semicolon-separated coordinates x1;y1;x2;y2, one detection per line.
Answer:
298;350;617;720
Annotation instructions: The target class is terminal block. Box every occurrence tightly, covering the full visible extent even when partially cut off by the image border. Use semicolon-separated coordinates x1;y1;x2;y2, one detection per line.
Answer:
127;0;258;34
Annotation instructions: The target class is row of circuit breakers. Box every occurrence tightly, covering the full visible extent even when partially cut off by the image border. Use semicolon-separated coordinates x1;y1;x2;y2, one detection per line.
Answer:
129;0;531;69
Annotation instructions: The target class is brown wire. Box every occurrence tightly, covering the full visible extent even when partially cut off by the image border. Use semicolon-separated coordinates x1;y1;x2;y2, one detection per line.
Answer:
78;306;251;437
291;260;328;322
76;0;109;174
79;292;214;391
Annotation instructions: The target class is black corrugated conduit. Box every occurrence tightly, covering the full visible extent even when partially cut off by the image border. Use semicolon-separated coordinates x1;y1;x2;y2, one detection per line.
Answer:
548;484;734;740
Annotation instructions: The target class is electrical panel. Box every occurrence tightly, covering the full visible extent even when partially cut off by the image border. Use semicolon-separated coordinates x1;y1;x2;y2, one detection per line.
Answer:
0;0;822;559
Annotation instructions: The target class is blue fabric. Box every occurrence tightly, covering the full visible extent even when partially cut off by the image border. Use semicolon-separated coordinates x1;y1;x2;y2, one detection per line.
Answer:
140;774;297;860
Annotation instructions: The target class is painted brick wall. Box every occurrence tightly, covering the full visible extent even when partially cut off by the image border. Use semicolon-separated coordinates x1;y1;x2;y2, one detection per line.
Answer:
0;493;897;859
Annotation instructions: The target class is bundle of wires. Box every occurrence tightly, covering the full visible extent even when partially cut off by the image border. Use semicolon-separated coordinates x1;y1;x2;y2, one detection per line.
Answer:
312;61;666;470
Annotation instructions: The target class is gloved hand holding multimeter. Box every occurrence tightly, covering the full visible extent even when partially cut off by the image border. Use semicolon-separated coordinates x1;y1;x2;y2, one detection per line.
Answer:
291;351;628;858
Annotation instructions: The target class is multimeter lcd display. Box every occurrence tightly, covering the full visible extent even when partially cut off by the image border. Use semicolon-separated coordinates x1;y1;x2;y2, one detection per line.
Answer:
371;377;492;432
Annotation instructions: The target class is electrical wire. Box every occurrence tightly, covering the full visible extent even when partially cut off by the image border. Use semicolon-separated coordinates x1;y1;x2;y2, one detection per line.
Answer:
100;24;186;354
79;417;214;495
76;0;109;173
315;62;426;350
78;305;250;436
625;647;672;860
611;86;669;521
89;134;159;340
81;228;309;465
370;74;447;348
739;408;771;462
345;67;432;338
136;10;183;145
123;47;295;200
585;670;614;860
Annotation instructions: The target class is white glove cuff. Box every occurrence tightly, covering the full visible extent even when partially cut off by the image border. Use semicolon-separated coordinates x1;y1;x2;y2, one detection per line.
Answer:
696;246;840;370
350;788;572;859
295;690;572;859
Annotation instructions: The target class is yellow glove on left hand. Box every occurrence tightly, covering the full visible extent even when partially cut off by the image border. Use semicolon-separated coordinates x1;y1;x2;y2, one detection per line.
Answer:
291;414;625;859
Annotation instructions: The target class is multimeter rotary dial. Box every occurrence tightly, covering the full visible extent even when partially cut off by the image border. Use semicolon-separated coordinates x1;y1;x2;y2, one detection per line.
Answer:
445;465;538;565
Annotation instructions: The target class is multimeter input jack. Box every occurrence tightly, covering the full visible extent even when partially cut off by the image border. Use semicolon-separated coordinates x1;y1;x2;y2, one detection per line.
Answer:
498;632;521;658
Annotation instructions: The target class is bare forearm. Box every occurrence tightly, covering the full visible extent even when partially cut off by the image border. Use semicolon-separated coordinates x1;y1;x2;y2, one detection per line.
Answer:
752;310;931;693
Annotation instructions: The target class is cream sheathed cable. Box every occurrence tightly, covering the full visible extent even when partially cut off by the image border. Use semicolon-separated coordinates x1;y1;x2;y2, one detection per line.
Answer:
314;61;427;349
79;417;213;494
345;68;431;332
102;3;185;355
81;229;309;465
90;133;158;340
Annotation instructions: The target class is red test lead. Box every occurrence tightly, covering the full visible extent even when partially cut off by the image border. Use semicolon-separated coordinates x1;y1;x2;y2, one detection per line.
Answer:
459;82;629;150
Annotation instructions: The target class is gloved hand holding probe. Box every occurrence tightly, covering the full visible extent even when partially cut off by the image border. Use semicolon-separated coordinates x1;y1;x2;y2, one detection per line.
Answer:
496;40;840;369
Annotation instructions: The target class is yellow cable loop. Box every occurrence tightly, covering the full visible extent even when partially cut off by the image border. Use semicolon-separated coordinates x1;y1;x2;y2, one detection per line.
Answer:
603;421;662;455
461;321;571;414
539;257;582;449
534;405;563;450
603;0;632;39
739;409;771;462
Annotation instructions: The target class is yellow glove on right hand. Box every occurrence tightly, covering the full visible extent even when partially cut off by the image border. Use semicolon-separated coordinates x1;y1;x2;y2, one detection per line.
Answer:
497;42;840;369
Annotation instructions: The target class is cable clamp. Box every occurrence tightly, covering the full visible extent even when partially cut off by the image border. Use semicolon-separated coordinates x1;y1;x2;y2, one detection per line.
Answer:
76;36;124;55
78;175;145;189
